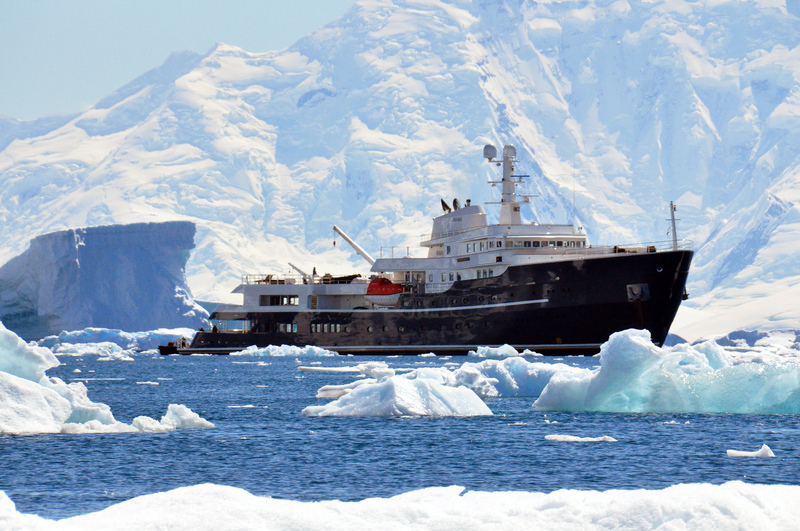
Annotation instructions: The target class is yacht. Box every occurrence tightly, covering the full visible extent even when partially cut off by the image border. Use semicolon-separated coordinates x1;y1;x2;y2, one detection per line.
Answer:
160;144;693;355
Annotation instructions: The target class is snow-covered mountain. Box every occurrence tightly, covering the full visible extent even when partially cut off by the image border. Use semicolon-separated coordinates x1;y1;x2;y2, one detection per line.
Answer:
0;0;798;341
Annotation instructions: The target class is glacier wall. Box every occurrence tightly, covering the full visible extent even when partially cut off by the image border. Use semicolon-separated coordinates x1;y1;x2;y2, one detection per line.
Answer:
0;0;798;339
0;221;208;339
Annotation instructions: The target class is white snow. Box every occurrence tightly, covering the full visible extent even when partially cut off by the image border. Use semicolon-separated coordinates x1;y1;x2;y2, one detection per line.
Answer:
727;444;776;458
0;321;213;435
3;481;800;530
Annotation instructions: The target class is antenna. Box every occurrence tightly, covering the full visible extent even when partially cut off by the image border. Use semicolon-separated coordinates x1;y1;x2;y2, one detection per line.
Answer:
669;201;680;251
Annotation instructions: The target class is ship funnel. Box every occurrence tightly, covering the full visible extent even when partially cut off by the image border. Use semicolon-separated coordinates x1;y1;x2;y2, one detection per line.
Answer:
503;145;516;159
483;144;497;160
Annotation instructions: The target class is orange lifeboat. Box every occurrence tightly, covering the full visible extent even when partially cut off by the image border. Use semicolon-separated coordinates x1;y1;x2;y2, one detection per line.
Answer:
365;277;404;307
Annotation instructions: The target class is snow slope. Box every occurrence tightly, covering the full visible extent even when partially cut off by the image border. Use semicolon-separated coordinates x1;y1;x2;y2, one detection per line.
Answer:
0;0;798;340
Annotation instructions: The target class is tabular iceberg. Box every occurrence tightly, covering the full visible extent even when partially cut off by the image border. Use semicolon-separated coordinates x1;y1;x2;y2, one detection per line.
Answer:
0;221;208;340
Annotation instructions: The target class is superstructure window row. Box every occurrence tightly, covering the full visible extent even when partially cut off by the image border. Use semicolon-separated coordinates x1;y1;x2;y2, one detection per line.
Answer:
260;295;299;306
465;240;585;252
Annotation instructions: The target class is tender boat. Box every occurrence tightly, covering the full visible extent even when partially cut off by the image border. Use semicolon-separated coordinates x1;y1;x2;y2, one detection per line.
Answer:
160;144;693;356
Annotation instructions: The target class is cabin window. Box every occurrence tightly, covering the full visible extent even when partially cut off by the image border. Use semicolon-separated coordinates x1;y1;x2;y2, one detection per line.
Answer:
441;273;446;282
449;272;454;281
323;323;329;333
293;324;298;333
480;242;485;251
456;273;462;281
524;241;531;247
262;295;299;306
533;241;540;248
558;241;564;247
466;243;472;253
548;241;556;248
514;241;523;248
429;274;433;282
497;241;502;248
489;269;494;277
446;245;451;255
489;241;494;248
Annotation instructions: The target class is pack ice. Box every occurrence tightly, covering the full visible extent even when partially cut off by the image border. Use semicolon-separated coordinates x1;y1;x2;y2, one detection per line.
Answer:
0;321;213;435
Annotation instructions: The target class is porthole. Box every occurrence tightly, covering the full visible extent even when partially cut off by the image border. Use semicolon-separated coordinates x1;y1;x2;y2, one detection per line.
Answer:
463;297;469;304
367;326;373;332
657;267;663;273
399;326;405;332
479;296;485;302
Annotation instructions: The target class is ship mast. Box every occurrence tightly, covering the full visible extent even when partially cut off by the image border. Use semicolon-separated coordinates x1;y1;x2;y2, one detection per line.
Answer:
484;144;524;225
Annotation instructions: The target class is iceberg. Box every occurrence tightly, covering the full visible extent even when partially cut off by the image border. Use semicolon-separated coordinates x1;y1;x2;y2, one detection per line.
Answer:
303;364;492;417
38;327;198;352
0;320;213;435
727;444;776;458
3;481;800;530
0;222;208;340
534;329;800;414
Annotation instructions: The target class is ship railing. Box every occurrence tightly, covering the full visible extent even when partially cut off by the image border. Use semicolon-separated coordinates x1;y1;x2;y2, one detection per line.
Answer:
548;239;693;257
420;226;489;244
241;273;368;285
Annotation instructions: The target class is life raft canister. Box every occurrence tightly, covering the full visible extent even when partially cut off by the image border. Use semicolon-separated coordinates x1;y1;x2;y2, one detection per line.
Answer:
365;277;404;306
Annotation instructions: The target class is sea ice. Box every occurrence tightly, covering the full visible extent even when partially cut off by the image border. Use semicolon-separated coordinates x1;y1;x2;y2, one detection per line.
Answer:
39;327;197;353
545;434;618;443
231;344;336;357
727;444;775;458
469;344;542;357
3;481;800;530
534;329;800;414
0;321;214;435
303;370;491;417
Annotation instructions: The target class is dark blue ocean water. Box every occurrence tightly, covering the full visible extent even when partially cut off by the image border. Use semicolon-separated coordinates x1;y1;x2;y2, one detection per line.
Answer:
2;353;800;520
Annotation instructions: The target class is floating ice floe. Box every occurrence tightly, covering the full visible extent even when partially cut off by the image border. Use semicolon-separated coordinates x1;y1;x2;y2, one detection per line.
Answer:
469;344;543;357
0;321;213;435
51;341;135;361
534;329;800;414
727;444;775;458
38;327;196;353
231;344;336;357
4;481;800;529
303;363;492;417
545;435;618;443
